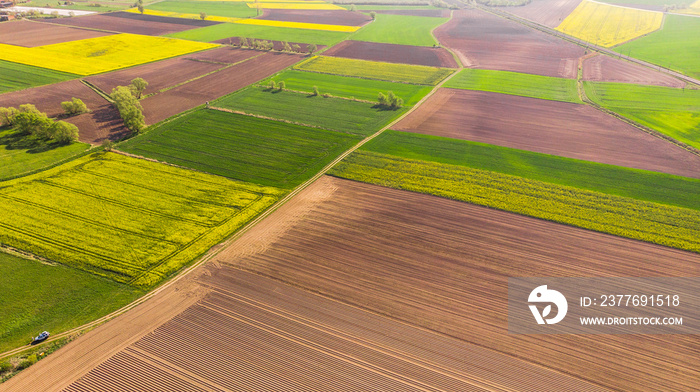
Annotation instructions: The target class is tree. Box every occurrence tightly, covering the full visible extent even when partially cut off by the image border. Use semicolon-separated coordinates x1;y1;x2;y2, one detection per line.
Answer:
50;121;79;144
292;44;301;53
377;92;388;106
307;44;317;55
268;80;277;90
200;12;207;20
239;37;249;48
278;81;285;91
282;41;292;52
110;86;145;133
0;107;18;126
13;104;53;138
349;4;357;11
102;139;115;152
370;11;376;20
130;77;148;99
312;86;319;96
377;91;403;110
61;97;89;116
137;0;144;14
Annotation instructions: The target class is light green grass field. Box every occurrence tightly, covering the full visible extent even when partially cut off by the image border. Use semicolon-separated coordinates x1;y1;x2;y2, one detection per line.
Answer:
119;110;361;188
294;56;453;85
584;81;700;149
0;152;283;288
146;0;258;18
215;86;405;135
365;130;700;211
263;70;432;105
444;68;582;103
615;15;700;79
350;13;447;46
0;61;78;94
0;252;143;353
330;150;700;254
0;128;91;181
167;23;349;46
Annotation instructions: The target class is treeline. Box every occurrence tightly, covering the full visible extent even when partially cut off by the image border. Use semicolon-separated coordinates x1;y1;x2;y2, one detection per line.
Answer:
0;104;79;144
110;78;148;134
234;38;317;54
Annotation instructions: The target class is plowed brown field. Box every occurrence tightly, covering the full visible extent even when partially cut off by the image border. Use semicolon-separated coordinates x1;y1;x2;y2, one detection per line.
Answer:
62;270;605;392
323;40;459;68
0;80;107;118
363;9;451;17
140;52;300;124
85;48;258;97
213;176;700;392
505;0;582;28
583;54;686;87
258;9;371;26
433;8;585;77
0;20;113;47
41;12;219;36
394;88;700;177
66;104;130;145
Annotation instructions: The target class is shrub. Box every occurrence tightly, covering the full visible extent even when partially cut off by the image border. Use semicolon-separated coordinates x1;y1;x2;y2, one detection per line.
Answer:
312;86;319;96
0;107;18;126
278;81;285;91
50;121;80;144
0;362;12;373
16;354;37;370
61;97;89;116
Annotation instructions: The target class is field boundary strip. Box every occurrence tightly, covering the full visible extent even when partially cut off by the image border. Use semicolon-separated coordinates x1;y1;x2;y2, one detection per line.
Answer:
0;52;462;361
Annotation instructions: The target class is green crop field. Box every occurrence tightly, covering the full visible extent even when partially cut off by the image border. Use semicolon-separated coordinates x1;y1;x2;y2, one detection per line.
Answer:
0;128;91;181
0;252;142;353
584;81;700;149
146;0;258;18
0;61;78;94
444;68;582;103
167;23;349;46
330;151;700;254
294;56;453;85
215;86;405;135
615;15;700;79
0;152;283;288
364;130;700;211
262;70;432;105
350;14;447;46
119;110;361;188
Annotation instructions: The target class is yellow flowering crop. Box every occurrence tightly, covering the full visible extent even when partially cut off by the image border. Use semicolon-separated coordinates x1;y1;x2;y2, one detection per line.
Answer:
246;3;345;10
556;0;663;47
234;18;359;32
0;34;218;76
675;0;700;15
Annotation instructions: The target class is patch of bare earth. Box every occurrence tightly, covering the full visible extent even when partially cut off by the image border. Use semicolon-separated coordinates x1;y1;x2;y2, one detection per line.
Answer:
0;20;113;47
583;54;686;87
504;0;582;28
324;40;458;68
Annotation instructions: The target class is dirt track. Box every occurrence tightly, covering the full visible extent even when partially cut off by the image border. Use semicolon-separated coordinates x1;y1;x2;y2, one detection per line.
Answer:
394;88;700;178
583;54;686;87
0;20;113;47
140;52;301;125
434;8;584;77
503;0;582;28
41;12;219;36
258;9;371;26
323;40;459;68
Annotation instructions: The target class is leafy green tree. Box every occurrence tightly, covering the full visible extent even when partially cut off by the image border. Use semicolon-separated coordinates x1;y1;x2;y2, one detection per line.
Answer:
278;81;285;91
50;121;80;144
370;11;376;20
292;44;301;53
312;86;319;96
377;92;388;106
61;97;88;116
130;77;148;99
0;107;18;126
239;37;249;48
349;4;357;11
268;80;277;90
200;12;207;20
110;86;145;134
137;0;144;14
283;41;292;52
13;104;53;137
307;44;317;55
102;139;115;152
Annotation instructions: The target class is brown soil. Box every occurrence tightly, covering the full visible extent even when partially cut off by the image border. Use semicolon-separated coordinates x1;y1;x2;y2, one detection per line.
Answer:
0;20;113;47
0;80;107;118
433;8;585;77
40;12;218;36
394;88;700;178
504;0;582;28
61;268;606;391
210;37;325;53
324;40;459;68
85;51;242;98
362;9;451;17
213;176;700;392
259;9;372;26
140;52;301;125
66;104;130;145
583;54;686;87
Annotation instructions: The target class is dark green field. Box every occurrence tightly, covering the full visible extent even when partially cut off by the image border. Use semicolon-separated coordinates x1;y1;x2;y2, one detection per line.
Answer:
0;251;143;353
263;70;433;105
0;61;78;94
146;0;258;18
119;109;362;188
364;130;700;211
214;86;405;135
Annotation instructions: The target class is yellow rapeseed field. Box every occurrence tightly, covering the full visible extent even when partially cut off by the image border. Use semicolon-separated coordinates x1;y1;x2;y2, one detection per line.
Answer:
125;8;240;22
234;18;359;32
676;0;700;16
555;0;663;47
0;34;218;76
246;2;345;10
